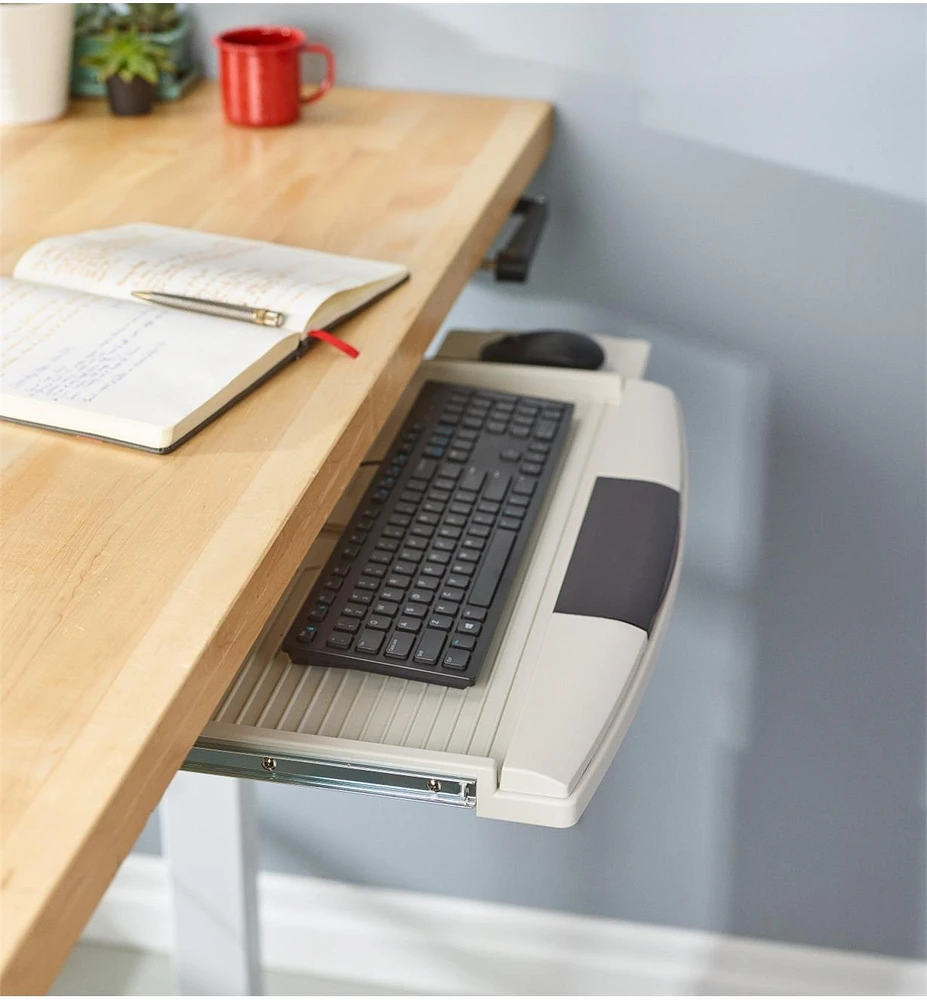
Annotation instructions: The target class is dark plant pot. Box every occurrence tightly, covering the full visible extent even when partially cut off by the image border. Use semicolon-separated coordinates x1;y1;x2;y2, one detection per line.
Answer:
105;76;154;116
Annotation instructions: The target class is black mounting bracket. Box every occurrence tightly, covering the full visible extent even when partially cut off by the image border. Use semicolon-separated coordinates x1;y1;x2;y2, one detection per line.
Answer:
480;195;549;283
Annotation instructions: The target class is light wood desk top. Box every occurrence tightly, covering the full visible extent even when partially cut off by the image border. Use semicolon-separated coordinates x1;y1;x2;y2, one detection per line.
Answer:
0;82;551;993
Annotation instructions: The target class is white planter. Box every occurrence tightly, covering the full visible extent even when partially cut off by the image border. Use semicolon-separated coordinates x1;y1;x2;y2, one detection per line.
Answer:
0;3;74;125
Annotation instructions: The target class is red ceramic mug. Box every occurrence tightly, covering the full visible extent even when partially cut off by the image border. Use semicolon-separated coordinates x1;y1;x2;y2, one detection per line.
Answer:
214;26;335;127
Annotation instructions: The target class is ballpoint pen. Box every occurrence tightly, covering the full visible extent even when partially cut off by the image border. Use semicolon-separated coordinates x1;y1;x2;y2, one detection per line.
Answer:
132;289;360;358
132;290;285;328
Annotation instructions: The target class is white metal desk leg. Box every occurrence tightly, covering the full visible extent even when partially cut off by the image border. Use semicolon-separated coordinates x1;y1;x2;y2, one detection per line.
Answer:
160;771;262;995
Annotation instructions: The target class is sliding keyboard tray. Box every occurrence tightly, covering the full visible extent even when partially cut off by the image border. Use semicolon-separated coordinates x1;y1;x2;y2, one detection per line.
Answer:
184;350;685;827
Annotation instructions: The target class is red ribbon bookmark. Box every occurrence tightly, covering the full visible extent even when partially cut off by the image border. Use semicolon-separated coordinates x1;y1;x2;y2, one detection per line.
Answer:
307;328;359;359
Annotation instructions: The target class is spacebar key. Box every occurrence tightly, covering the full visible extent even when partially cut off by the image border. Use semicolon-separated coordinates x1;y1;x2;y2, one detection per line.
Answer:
468;529;516;607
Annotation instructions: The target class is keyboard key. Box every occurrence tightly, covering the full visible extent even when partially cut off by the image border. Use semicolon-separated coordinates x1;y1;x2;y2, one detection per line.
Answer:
394;560;418;574
421;563;443;577
366;616;392;631
512;477;536;497
439;463;462;479
469;524;491;538
388;513;411;527
423;501;445;515
334;618;360;633
433;537;455;551
443;650;471;671
460;467;486;492
451;635;476;651
342;604;366;618
369;551;391;564
383;524;405;539
429;489;451;502
463;607;487;621
400;490;423;505
402;602;428;618
374;600;399;616
486;422;507;434
326;632;352;649
440;586;465;602
449;502;472;516
507;494;530;508
350;590;373;605
317;590;336;605
308;607;327;622
409;588;435;604
381;588;404;602
534;419;558;441
477;500;500;515
457;620;482;636
483;471;510;503
355;630;385;653
413;629;446;665
448;449;470;463
433;477;457;492
511;426;529;438
342;545;360;560
521;463;543;476
376;538;400;552
456;549;479;562
445;514;467;528
296;626;317;644
500;448;522;462
405;535;428;548
386;573;411;589
428;614;454;631
462;537;485;550
468;529;516;607
447;574;471;588
413;457;437;479
501;506;525;519
427;550;451;565
323;577;343;591
397;617;423;633
355;577;378;591
473;512;495;527
363;564;386;578
385;632;414;659
434;601;459;616
395;501;417;516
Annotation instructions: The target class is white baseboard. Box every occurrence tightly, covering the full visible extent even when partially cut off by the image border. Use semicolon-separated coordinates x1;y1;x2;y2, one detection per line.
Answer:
83;854;926;996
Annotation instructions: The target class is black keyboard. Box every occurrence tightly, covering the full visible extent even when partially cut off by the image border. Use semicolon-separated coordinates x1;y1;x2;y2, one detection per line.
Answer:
283;381;573;687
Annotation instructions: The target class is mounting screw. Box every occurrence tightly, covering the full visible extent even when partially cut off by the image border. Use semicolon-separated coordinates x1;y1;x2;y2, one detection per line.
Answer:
261;756;277;772
426;778;441;793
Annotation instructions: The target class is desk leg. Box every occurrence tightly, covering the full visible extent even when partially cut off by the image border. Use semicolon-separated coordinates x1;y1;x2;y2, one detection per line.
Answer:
160;772;262;995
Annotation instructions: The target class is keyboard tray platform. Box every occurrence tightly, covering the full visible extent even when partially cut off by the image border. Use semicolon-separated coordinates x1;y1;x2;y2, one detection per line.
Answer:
184;345;685;827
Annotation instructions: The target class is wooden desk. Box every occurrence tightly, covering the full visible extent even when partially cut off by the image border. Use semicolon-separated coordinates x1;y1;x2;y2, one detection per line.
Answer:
0;83;551;994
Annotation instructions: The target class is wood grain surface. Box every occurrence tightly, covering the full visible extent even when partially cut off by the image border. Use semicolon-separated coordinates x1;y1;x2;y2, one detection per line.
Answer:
0;83;551;993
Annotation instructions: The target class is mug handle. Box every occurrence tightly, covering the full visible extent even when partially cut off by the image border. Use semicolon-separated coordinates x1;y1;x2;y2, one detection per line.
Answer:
300;43;335;104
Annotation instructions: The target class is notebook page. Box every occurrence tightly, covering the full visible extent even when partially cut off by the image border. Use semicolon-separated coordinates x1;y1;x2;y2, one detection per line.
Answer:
0;279;296;444
13;224;407;335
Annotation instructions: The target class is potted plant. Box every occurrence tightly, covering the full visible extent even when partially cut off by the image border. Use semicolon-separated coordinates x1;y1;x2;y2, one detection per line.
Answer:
80;28;174;115
71;3;198;100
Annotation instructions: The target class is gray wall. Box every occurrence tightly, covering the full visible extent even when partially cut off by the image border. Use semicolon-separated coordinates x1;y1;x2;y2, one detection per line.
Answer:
138;4;926;960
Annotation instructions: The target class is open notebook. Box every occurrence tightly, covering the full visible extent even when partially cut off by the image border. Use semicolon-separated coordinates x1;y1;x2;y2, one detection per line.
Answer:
0;224;408;452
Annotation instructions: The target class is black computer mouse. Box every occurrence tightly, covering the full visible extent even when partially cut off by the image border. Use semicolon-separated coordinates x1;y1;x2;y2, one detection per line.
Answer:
480;330;605;371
